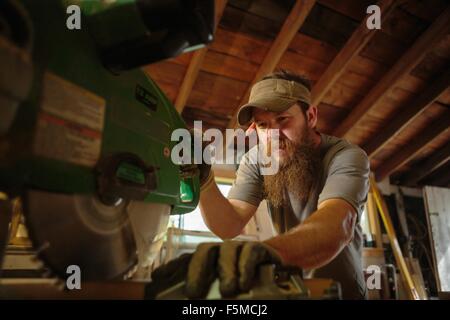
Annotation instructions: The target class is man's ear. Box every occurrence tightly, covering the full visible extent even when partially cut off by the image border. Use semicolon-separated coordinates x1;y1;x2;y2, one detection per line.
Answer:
306;105;318;128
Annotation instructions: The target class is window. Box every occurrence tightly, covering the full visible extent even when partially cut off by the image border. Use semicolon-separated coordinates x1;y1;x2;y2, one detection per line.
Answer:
169;182;232;232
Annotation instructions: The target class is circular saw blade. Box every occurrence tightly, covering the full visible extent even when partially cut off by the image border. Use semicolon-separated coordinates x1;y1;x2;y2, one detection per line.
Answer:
23;190;138;281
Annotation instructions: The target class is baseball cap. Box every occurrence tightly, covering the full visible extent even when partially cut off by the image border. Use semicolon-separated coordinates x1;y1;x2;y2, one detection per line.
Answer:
237;78;311;126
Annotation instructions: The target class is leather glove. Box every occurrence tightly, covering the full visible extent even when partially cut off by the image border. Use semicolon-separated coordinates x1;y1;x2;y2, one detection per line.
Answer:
145;253;192;299
148;240;282;299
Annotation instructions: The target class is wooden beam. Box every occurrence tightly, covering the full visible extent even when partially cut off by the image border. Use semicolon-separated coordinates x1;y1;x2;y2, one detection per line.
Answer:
363;67;450;157
174;0;228;113
401;140;450;186
370;175;420;300
367;192;383;249
423;160;450;187
375;110;450;181
333;7;450;138
311;0;397;106
227;0;316;128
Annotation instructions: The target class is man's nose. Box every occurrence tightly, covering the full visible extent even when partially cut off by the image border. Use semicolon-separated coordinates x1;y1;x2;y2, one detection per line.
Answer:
268;121;282;130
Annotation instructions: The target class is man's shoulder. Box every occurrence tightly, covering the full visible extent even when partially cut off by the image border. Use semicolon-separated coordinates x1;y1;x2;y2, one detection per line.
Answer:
320;133;369;169
240;145;260;167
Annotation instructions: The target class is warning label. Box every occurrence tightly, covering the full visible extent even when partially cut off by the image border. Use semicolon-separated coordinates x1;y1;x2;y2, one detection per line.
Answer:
33;72;105;167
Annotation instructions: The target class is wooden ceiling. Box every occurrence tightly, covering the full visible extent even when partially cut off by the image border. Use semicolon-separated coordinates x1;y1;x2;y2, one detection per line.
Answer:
143;0;450;188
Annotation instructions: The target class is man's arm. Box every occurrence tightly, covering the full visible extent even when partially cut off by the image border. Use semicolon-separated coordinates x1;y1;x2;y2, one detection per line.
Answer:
199;183;258;239
264;198;357;269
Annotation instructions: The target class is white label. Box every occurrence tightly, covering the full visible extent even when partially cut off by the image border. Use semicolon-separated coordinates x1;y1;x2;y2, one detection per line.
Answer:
33;72;105;167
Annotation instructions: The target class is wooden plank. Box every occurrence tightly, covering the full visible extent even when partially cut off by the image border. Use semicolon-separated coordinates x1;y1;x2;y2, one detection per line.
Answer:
399;0;449;23
432;34;450;60
422;161;450;187
166;52;193;66
359;31;408;66
317;0;373;21
174;0;228;113
277;49;328;83
220;5;281;40
321;81;365;109
315;103;347;134
405;258;428;299
363;68;450;157
347;54;389;82
299;3;358;50
175;49;208;113
372;103;449;148
333;8;450;138
205;31;338;84
187;71;248;114
289;33;338;65
411;51;450;81
210;28;338;67
401;140;450;186
244;0;295;24
143;61;187;102
182;106;230;130
381;6;429;45
201;50;258;82
227;0;317;128
423;186;450;292
367;192;383;249
209;28;271;64
370;175;420;300
375;110;450;181
311;0;397;107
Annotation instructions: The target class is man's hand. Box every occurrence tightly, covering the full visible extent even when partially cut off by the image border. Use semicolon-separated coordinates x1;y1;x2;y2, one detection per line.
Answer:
149;241;282;299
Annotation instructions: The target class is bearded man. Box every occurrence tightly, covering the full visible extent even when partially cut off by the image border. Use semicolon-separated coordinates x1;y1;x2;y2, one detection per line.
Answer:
150;70;370;300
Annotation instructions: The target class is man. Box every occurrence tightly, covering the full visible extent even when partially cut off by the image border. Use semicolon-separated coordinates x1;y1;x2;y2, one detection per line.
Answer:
150;70;370;300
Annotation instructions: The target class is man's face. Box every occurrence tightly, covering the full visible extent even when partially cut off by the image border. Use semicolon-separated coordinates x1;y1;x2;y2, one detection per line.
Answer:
253;104;314;165
253;103;320;206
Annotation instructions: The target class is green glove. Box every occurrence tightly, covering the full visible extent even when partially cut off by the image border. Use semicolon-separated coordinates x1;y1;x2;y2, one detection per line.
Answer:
184;240;282;299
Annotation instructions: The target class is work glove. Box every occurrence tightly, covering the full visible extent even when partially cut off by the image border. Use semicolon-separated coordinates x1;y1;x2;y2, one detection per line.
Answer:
148;240;283;299
145;253;193;299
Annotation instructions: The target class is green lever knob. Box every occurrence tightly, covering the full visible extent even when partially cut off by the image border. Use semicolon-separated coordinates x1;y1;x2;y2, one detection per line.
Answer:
180;179;194;203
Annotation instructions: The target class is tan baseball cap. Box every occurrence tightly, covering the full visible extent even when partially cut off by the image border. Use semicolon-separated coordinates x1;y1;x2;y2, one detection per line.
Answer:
237;78;311;126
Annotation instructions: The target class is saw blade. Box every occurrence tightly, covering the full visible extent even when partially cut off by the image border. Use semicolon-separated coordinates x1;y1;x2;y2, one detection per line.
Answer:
23;190;139;281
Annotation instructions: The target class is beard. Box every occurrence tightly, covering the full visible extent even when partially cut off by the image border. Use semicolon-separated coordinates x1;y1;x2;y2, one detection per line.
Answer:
263;133;321;208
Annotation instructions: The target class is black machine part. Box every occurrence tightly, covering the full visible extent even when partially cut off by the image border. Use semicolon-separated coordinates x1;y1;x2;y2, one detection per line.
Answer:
0;0;33;135
96;153;159;205
102;0;215;72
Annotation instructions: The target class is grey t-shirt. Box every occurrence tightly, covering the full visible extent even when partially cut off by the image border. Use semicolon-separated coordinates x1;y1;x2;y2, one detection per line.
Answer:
227;133;370;299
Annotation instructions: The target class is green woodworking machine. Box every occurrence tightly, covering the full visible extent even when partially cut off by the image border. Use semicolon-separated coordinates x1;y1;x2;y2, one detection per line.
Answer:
0;0;213;282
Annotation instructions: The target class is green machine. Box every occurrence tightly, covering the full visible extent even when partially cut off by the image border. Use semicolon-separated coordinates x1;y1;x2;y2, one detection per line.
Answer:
0;0;214;281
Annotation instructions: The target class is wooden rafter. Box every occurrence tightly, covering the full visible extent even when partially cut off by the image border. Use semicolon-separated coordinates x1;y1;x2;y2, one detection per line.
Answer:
401;140;450;186
227;0;317;129
423;160;450;187
363;67;450;157
375;110;450;181
333;7;450;138
174;0;228;113
311;0;397;106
